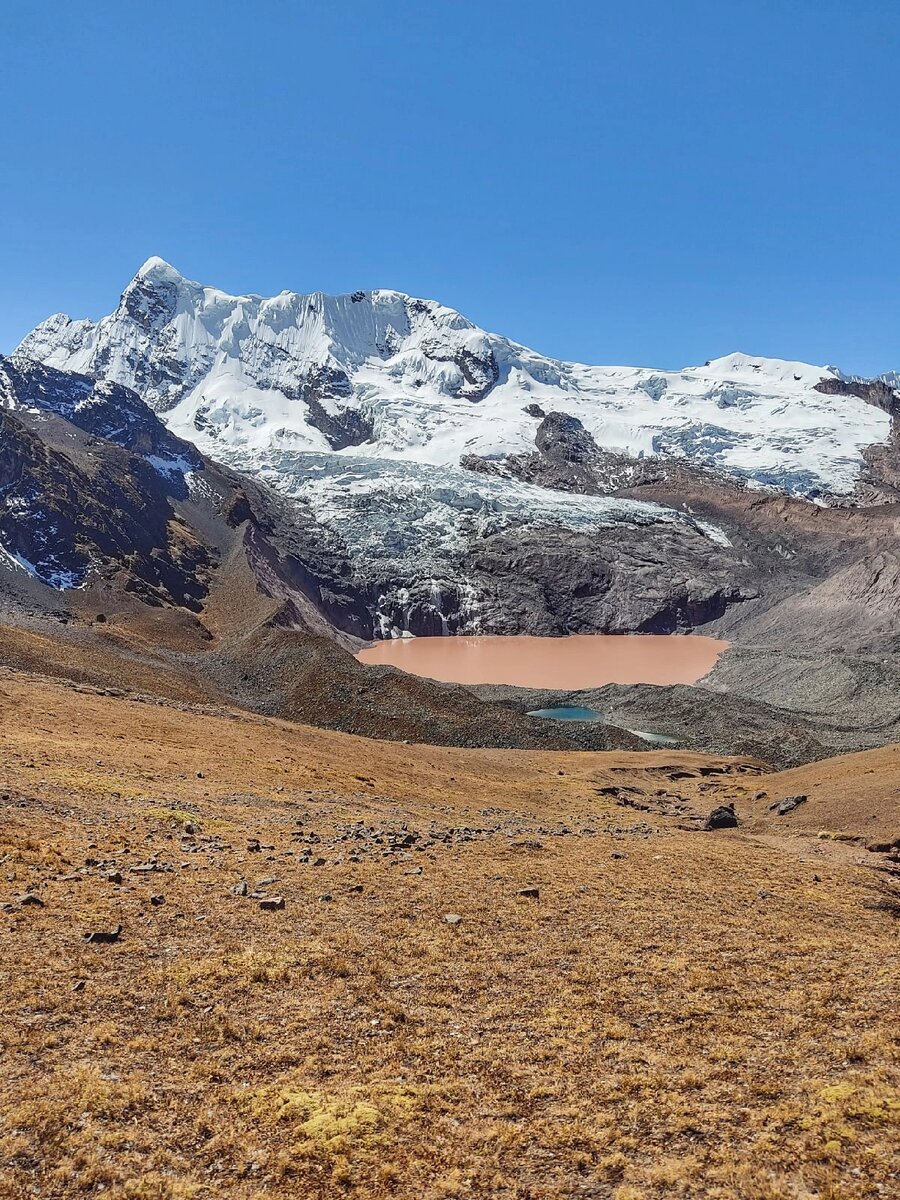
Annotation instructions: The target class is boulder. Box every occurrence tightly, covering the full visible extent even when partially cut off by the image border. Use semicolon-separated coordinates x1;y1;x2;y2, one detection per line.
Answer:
704;805;739;830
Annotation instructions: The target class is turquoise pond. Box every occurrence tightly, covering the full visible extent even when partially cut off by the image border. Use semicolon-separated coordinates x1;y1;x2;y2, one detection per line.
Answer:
527;707;680;746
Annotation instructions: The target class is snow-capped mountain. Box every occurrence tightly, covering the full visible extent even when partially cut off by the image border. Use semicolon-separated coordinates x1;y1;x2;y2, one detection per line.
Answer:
19;258;894;498
13;259;900;639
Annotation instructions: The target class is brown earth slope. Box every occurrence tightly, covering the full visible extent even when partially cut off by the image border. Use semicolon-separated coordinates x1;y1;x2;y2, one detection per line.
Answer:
0;670;897;1200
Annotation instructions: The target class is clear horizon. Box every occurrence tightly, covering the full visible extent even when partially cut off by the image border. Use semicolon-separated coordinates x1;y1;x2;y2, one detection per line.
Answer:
2;1;898;376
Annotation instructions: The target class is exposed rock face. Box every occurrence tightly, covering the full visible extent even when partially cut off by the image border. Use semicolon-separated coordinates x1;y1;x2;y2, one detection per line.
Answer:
814;375;900;418
534;410;599;465
240;521;371;641
0;356;372;632
302;392;374;451
809;375;900;503
0;355;199;475
859;434;900;500
724;550;900;653
0;355;209;603
0;407;211;605
233;452;750;638
466;525;752;635
463;411;734;498
421;344;500;402
285;363;376;450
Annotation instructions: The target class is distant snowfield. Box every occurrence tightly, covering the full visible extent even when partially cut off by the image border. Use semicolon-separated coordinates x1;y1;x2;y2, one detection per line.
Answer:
19;257;893;499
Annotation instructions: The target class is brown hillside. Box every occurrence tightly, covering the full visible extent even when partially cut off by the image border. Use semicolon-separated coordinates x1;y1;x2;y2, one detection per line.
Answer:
0;670;897;1199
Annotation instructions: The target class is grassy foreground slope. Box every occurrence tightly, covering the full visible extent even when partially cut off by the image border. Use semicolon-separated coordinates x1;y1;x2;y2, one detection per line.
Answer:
0;669;898;1200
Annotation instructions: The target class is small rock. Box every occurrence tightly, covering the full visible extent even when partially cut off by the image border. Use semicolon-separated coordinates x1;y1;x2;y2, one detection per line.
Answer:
16;893;44;907
246;839;261;852
84;925;123;945
150;894;165;906
771;795;806;816
444;913;462;926
611;851;626;860
72;979;86;992
105;871;123;885
319;893;333;902
757;889;773;900
403;866;423;876
347;884;364;894
232;881;249;896
517;887;540;898
259;896;285;911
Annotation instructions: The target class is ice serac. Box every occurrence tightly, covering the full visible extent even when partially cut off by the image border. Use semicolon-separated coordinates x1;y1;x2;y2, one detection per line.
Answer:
18;260;894;499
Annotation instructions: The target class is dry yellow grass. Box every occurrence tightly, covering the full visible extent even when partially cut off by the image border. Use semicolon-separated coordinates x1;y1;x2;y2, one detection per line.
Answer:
0;670;897;1199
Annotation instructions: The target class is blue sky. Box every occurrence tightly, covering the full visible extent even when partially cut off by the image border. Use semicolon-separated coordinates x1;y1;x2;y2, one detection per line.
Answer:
2;1;898;374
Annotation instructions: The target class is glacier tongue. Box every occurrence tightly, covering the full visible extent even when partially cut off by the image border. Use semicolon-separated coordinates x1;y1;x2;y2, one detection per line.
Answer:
243;450;728;577
16;259;894;498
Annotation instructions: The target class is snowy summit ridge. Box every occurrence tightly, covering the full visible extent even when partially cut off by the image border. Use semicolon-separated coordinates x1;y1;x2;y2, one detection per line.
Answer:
18;258;893;497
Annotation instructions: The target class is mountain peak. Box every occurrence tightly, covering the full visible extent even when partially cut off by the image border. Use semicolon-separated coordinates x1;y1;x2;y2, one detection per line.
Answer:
133;256;185;284
700;352;835;386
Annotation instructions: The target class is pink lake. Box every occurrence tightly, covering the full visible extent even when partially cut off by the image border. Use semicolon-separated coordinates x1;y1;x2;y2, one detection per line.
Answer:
355;634;728;689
